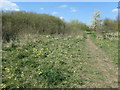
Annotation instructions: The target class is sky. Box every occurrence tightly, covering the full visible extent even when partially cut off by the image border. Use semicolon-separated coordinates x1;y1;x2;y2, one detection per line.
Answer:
1;0;119;25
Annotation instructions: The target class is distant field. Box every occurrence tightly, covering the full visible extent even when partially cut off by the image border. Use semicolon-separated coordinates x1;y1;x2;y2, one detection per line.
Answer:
2;34;118;88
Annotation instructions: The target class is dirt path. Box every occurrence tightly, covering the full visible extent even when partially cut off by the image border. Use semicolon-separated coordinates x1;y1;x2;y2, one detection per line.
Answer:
84;35;118;88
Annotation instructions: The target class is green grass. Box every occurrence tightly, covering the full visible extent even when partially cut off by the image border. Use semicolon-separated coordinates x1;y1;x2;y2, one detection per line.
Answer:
2;35;88;88
2;33;118;88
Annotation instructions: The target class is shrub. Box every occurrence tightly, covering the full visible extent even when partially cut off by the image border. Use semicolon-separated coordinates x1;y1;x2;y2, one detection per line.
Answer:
2;11;66;41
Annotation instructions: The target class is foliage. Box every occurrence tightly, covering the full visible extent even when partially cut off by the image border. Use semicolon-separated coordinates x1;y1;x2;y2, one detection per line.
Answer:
102;18;118;32
2;35;87;88
2;33;118;88
1;10;118;89
2;11;66;42
2;11;89;42
65;19;89;36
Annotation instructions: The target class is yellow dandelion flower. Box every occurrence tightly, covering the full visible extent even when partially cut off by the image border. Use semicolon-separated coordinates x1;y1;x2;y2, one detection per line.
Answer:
5;68;10;72
1;83;7;88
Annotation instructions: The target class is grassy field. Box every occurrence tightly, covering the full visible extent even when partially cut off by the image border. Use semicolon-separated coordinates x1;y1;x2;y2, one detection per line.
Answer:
1;4;119;89
2;33;118;88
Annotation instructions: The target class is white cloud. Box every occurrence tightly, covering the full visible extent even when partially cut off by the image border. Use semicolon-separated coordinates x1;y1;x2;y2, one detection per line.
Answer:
0;0;20;11
59;5;68;8
70;8;77;12
52;11;58;15
112;8;120;12
15;8;20;11
60;17;64;20
40;8;44;10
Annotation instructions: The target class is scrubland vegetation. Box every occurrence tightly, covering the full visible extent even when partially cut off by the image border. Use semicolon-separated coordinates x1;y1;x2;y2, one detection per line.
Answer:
1;11;119;88
2;11;89;42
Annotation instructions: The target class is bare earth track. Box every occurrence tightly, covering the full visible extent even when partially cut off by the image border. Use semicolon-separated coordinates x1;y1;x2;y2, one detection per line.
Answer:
83;35;118;88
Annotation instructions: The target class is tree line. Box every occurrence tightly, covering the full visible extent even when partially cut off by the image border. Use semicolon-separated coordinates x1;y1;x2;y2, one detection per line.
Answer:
2;11;118;42
2;11;89;42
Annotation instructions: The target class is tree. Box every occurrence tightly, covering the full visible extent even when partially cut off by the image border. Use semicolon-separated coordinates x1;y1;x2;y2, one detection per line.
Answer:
103;18;118;31
91;10;101;31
